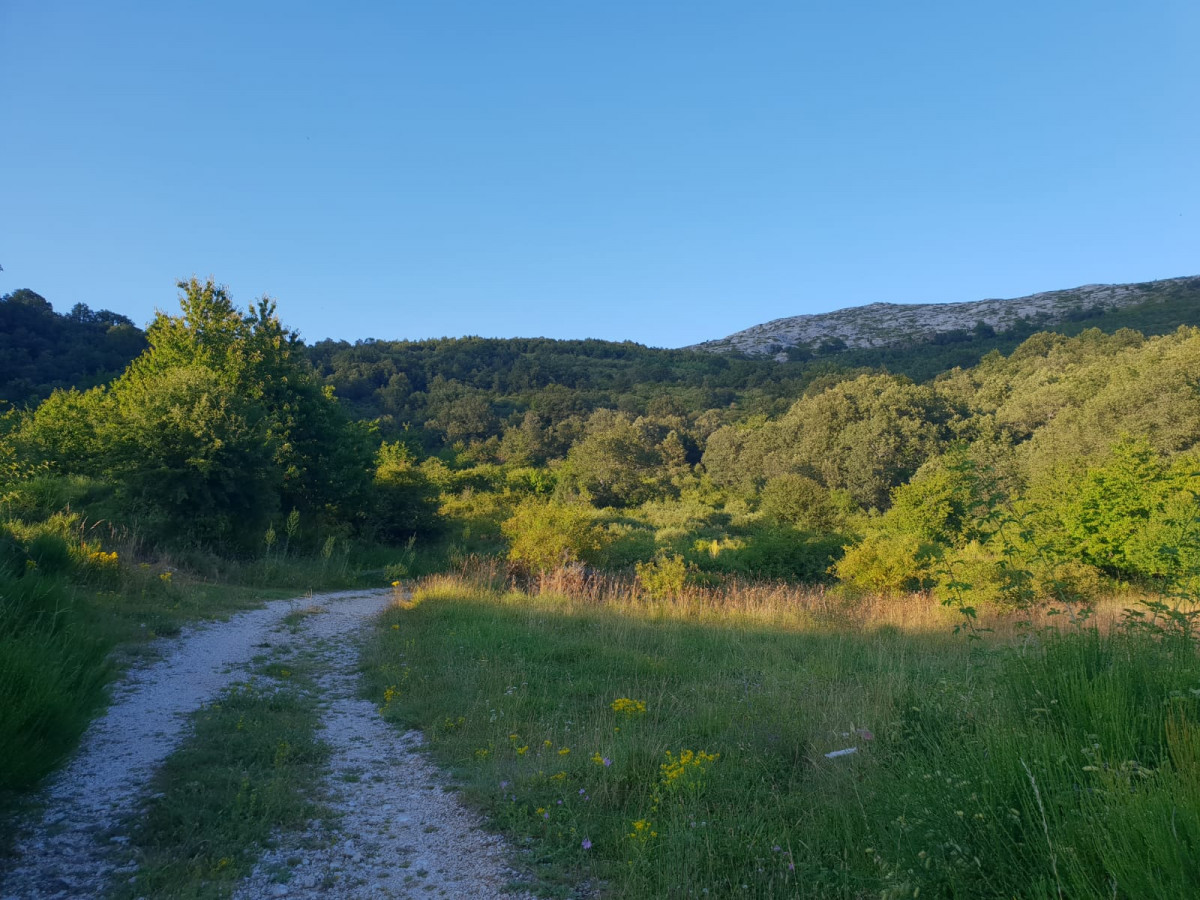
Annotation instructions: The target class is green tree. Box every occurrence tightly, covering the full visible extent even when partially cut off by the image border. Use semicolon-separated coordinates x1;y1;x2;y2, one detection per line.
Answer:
759;473;840;532
105;365;279;545
560;412;668;508
15;279;374;550
370;442;441;540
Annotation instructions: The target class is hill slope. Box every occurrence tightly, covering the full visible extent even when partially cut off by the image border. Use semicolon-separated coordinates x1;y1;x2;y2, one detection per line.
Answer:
690;275;1200;358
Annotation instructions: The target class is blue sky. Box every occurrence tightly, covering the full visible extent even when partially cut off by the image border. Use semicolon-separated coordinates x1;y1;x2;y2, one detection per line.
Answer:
2;1;1197;348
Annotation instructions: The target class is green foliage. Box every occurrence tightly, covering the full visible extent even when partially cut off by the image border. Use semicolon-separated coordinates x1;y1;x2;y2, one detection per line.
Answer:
635;553;691;599
369;441;441;541
501;498;610;573
834;529;940;595
12;279;375;552
559;411;675;508
1062;441;1200;585
107;364;280;547
696;525;845;582
933;540;1034;612
704;373;954;509
0;288;146;407
759;473;840;531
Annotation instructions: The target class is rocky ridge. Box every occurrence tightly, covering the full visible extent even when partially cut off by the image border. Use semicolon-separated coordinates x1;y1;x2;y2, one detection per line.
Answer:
689;276;1198;358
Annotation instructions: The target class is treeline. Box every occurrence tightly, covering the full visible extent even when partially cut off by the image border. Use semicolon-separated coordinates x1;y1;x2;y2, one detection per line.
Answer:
305;335;852;447
3;279;1199;609
417;325;1200;607
0;289;147;405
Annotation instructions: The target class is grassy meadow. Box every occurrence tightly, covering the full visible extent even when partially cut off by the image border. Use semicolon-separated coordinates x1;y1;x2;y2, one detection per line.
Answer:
363;569;1200;899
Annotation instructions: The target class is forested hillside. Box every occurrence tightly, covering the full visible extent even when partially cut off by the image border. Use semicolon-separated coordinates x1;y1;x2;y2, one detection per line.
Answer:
0;289;147;405
3;281;1198;609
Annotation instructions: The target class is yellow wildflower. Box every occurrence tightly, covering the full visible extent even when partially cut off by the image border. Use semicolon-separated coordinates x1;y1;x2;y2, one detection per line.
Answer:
660;749;719;789
610;698;647;717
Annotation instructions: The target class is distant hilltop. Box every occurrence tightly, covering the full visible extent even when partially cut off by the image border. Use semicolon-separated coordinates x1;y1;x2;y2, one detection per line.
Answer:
689;276;1200;358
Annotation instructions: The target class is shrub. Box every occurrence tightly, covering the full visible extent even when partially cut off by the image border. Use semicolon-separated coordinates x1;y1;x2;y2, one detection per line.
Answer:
0;526;27;578
759;473;839;531
698;526;844;582
369;441;441;541
1030;557;1106;605
636;553;691;599
26;531;72;576
933;541;1034;611
596;521;657;570
501;498;610;573
834;530;939;594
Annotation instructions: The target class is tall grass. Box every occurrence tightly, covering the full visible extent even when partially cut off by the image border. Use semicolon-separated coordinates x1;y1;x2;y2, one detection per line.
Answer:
363;569;1200;898
0;572;110;794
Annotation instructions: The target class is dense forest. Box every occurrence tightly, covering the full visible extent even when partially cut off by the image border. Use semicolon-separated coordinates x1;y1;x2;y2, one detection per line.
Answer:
0;289;147;405
3;277;1199;609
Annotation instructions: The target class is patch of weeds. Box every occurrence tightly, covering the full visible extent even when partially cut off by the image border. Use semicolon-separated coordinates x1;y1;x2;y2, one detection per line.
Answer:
282;604;326;630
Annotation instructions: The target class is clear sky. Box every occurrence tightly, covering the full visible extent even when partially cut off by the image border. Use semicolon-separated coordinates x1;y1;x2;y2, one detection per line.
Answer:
2;1;1197;348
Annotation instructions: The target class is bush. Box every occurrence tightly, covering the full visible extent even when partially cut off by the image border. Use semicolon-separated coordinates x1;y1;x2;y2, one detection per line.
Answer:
26;531;73;576
933;541;1034;611
0;526;27;578
696;526;845;582
835;530;939;594
369;442;441;541
636;553;691;599
1030;557;1106;605
759;474;839;532
501;498;610;573
595;521;657;570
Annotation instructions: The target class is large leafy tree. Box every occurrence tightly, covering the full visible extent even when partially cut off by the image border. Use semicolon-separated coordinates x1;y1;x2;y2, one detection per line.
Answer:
15;279;373;550
703;374;955;509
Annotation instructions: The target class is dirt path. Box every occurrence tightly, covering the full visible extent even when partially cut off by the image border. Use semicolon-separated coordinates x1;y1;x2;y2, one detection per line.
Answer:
0;589;532;900
236;595;533;900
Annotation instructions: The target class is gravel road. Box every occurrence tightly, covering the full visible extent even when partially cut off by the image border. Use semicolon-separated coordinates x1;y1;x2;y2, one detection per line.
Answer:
0;589;533;900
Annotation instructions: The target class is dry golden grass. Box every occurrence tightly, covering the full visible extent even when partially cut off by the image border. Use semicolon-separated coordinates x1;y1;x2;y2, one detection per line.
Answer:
397;556;1200;647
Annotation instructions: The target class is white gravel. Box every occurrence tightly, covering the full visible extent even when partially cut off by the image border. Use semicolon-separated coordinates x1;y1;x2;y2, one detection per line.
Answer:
0;588;534;900
235;593;534;900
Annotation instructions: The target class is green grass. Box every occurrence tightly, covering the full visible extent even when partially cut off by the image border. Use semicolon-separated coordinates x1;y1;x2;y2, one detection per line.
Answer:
0;573;112;796
362;576;1200;899
113;658;328;899
0;526;417;846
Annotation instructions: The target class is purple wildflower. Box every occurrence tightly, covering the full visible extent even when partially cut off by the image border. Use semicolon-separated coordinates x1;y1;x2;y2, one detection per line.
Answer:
581;838;592;850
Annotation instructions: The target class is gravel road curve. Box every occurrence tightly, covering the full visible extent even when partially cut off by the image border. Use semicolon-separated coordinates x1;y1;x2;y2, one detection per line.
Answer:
0;588;533;900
